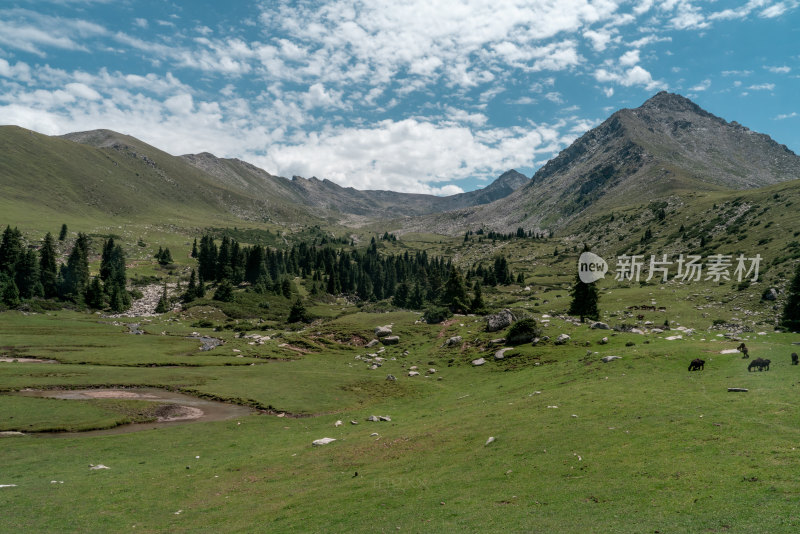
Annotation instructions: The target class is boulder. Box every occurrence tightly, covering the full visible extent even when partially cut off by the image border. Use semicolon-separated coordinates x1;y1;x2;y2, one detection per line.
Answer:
382;336;400;345
762;288;778;301
427;368;436;374
489;338;506;346
494;348;512;360
350;420;359;425
554;333;570;345
374;325;393;337
601;355;622;363
334;420;342;427
386;374;396;381
486;309;516;332
443;335;462;347
379;415;391;422
485;436;496;446
367;415;379;422
365;339;380;348
598;337;608;345
472;357;486;366
312;438;336;446
408;371;420;377
590;321;611;330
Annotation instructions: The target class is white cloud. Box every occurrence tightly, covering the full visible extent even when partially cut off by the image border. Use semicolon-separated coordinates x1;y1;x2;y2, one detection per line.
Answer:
748;83;776;90
619;49;640;66
775;111;797;120
583;29;613;52
760;2;788;17
689;79;711;91
133;18;148;29
594;64;666;91
65;82;102;100
765;65;791;73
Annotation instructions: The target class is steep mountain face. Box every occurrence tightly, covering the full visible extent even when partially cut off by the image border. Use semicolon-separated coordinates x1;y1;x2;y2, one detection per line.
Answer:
404;92;800;235
179;153;529;220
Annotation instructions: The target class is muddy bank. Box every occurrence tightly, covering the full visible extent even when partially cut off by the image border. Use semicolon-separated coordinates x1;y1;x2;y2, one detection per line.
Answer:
9;387;255;437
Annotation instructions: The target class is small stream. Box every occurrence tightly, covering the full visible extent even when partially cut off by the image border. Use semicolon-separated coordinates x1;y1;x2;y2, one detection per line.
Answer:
8;388;256;437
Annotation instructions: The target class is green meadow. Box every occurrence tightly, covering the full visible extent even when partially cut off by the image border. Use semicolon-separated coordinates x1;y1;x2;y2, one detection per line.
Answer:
2;298;800;532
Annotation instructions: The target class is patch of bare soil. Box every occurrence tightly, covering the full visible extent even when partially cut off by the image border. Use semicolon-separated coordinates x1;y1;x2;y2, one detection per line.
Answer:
154;404;205;422
80;390;159;399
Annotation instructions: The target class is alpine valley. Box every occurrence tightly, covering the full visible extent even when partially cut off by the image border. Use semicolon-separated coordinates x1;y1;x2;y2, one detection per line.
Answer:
2;92;800;533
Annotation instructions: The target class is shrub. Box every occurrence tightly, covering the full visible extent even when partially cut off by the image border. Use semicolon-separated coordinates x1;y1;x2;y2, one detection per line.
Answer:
423;306;452;324
506;318;541;345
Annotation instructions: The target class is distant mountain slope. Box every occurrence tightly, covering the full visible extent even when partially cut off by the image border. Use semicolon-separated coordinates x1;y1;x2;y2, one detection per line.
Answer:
180;153;528;219
404;92;800;235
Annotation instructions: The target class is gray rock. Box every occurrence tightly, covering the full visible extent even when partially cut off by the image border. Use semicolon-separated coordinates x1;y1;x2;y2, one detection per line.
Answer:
367;415;379;422
599;337;609;345
590;321;611;330
350;420;359;425
486;309;516;332
444;335;462;347
651;328;664;334
630;328;645;335
763;288;778;301
485;436;496;446
494;348;512;360
312;438;336;446
489;338;506;346
408;371;420;377
472;357;486;366
554;333;570;345
427;368;436;374
382;335;400;345
602;355;622;363
386;374;396;381
374;325;393;338
365;339;380;348
379;415;391;422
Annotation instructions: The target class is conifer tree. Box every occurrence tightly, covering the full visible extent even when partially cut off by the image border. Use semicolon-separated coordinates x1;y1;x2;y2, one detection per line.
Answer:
287;297;310;323
1;279;20;307
59;224;68;241
568;272;600;323
213;279;234;302
85;277;105;309
442;266;469;314
39;232;58;298
155;282;170;313
183;269;198;303
60;233;90;301
470;280;485;313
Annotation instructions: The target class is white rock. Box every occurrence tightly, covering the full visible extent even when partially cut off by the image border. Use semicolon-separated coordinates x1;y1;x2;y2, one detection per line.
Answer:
312;438;336;446
334;420;342;427
485;436;496;446
408;371;420;377
601;355;621;363
472;357;486;366
89;464;110;470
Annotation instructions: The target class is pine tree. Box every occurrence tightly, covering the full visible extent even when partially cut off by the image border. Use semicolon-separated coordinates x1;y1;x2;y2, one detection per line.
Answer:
60;233;90;302
183;269;198;303
1;279;20;307
442;266;469;314
214;279;235;302
393;281;410;308
16;249;42;299
191;239;198;258
287;297;310;323
470;280;485;313
39;232;58;298
781;263;800;332
85;277;105;309
568;273;600;323
408;283;424;309
0;226;23;278
155;282;170;313
58;224;68;241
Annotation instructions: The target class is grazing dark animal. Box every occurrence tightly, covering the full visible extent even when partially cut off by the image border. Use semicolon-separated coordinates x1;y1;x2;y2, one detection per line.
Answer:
792;353;798;365
737;343;749;359
688;358;705;371
748;358;770;372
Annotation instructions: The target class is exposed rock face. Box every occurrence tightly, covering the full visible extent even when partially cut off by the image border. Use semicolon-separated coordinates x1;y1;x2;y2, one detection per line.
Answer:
591;322;611;330
401;91;800;235
555;334;571;345
487;309;515;332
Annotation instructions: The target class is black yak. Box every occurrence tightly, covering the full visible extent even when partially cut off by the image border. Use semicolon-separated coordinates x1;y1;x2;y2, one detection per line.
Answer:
688;358;705;371
747;358;770;371
792;353;798;365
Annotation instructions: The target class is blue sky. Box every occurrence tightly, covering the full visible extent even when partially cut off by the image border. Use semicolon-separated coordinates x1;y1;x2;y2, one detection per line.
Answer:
1;1;798;195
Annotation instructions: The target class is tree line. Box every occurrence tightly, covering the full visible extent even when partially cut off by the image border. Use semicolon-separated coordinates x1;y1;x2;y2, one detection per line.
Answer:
0;225;130;312
186;234;521;314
